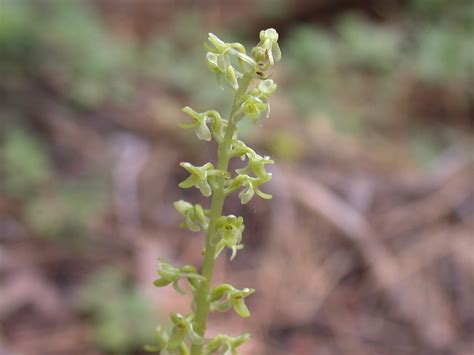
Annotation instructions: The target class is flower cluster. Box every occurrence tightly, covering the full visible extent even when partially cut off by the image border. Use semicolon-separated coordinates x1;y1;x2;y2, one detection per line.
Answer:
205;33;256;90
149;28;280;355
180;107;226;142
213;215;244;260
226;140;274;204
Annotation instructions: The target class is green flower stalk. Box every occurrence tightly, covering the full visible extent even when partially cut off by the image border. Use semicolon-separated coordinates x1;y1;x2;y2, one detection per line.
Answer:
148;29;281;355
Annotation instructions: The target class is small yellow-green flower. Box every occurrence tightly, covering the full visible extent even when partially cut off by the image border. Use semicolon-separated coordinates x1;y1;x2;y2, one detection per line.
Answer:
213;215;245;260
254;28;281;67
229;139;254;160
242;95;267;121
153;260;204;295
179;162;227;197
210;284;255;318
236;152;274;180
180;106;226;142
168;313;202;349
240;79;277;121
174;200;208;232
258;79;277;98
205;33;257;91
225;174;272;204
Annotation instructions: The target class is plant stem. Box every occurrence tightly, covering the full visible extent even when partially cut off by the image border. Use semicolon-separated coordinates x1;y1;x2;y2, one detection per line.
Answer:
191;74;253;355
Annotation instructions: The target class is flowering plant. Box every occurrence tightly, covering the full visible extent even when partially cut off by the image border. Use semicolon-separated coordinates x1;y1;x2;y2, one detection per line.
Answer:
147;29;281;355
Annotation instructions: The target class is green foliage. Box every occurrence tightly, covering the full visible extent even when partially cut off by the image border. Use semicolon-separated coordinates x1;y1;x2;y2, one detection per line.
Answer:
408;0;474;84
149;29;281;355
2;126;51;197
413;25;474;84
0;0;40;72
285;15;401;76
337;14;401;73
285;26;336;74
1;124;105;240
0;0;134;107
410;0;474;25
23;177;105;240
282;3;473;140
283;25;345;119
77;267;156;355
411;0;451;15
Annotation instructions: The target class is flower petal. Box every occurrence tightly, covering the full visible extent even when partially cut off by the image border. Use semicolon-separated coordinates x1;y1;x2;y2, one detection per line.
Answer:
195;123;211;141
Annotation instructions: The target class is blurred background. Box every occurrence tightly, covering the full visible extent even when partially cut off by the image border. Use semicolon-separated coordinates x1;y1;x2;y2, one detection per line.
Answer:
1;0;473;354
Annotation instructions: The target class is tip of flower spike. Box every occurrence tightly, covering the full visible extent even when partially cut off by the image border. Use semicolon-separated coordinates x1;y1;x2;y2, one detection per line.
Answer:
264;28;279;41
259;28;279;43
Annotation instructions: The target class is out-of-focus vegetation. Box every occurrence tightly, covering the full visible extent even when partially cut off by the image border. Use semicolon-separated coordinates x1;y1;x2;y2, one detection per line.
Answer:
1;123;105;240
284;0;473;142
76;267;157;354
2;126;51;197
1;0;473;354
1;0;133;108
